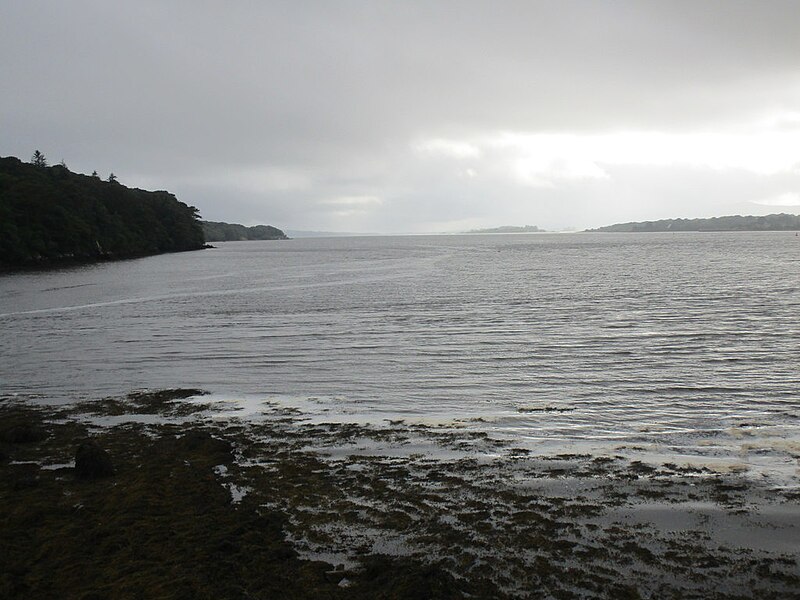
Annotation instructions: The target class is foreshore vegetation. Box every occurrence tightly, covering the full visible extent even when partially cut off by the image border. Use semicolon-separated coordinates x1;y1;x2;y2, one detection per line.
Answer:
1;390;796;599
0;154;205;270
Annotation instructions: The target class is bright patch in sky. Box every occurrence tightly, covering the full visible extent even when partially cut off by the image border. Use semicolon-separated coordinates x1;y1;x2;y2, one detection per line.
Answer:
414;139;483;159
320;195;384;207
415;124;800;189
752;192;800;207
319;195;385;218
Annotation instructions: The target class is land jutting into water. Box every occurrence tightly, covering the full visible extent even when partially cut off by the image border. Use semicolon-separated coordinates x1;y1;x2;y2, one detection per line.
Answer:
466;226;544;234
0;154;289;271
2;390;797;599
587;213;800;232
0;156;206;271
201;220;288;242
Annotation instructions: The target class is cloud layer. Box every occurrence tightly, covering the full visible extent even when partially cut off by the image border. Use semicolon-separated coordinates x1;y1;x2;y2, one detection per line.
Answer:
2;1;799;232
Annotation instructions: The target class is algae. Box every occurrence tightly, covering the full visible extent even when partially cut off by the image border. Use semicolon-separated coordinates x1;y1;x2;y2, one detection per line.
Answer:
2;391;798;599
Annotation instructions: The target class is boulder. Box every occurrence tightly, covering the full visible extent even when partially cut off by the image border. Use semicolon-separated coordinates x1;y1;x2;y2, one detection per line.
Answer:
74;441;114;479
179;430;233;460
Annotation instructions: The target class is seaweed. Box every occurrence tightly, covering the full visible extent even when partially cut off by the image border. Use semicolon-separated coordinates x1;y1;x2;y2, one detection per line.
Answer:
2;392;797;599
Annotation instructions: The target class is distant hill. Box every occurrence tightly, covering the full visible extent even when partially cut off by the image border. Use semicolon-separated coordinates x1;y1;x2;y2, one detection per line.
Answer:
202;221;288;242
466;225;543;234
588;213;800;233
0;155;205;270
284;230;360;238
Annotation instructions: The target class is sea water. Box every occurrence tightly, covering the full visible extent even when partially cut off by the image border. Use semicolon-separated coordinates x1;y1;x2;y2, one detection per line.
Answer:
1;232;798;482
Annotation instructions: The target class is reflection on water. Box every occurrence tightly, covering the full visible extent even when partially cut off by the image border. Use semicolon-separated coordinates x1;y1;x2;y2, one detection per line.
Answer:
1;232;798;482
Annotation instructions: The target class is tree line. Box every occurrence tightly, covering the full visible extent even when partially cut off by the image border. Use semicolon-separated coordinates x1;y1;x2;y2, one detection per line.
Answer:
0;154;205;270
588;214;800;232
202;221;288;242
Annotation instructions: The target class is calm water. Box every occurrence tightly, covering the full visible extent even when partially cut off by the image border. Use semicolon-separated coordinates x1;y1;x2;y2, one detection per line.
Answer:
1;233;798;479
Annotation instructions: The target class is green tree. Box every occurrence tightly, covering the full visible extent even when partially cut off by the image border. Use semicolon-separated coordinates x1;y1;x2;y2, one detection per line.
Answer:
108;173;118;183
0;155;206;269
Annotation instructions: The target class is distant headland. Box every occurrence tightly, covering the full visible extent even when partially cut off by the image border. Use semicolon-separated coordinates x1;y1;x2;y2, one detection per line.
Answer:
0;154;292;272
588;213;800;233
0;154;205;271
202;221;288;242
466;225;543;234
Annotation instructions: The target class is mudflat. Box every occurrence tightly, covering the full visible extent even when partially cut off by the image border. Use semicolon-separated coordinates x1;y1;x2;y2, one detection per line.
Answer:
1;390;797;599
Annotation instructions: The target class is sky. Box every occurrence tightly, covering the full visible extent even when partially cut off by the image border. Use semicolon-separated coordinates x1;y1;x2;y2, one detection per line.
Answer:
2;1;800;233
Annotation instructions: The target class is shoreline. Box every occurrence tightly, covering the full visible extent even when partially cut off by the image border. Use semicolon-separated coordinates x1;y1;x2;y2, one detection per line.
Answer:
2;389;798;598
0;245;211;275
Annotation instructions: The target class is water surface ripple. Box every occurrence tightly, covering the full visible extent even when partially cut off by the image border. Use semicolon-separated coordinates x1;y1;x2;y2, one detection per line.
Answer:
1;233;798;481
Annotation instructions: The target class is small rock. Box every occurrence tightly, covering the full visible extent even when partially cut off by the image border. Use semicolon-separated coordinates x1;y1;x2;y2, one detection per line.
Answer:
75;441;114;479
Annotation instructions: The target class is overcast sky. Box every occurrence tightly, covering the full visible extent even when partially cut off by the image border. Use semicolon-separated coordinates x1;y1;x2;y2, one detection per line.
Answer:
2;1;800;232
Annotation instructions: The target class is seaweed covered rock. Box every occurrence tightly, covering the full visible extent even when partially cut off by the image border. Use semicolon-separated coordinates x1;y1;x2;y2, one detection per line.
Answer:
125;388;209;415
0;421;47;444
1;423;45;444
355;555;465;600
178;430;233;461
73;388;211;418
75;441;115;479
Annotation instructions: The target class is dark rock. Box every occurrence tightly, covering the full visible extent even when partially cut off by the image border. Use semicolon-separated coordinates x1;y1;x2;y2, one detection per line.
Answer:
178;430;233;460
126;388;208;413
0;422;47;444
357;555;464;599
128;388;207;404
75;441;114;479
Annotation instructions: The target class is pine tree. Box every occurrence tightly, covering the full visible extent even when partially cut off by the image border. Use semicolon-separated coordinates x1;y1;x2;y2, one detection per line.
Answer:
31;150;47;167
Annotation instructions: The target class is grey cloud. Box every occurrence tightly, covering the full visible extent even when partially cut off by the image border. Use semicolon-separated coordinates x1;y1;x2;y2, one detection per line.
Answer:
2;1;800;232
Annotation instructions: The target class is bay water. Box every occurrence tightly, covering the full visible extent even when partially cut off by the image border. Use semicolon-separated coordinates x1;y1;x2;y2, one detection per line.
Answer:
1;232;798;482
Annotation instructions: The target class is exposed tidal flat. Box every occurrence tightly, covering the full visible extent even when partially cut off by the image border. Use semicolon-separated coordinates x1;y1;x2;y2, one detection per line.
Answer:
1;389;798;599
1;232;799;597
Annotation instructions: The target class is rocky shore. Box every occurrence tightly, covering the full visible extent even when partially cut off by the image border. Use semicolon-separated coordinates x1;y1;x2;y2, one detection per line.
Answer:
1;390;797;599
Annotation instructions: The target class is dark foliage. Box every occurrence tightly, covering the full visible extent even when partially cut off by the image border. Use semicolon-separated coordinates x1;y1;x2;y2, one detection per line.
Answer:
30;150;47;168
202;220;288;241
589;213;800;232
0;156;205;270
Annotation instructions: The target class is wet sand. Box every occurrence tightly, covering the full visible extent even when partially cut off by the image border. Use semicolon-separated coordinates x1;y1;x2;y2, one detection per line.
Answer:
2;390;798;599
